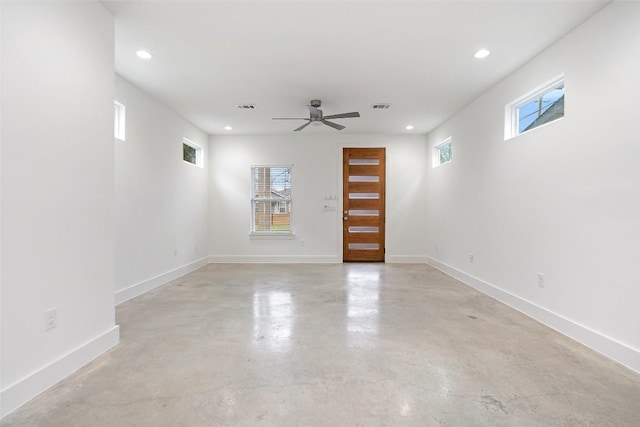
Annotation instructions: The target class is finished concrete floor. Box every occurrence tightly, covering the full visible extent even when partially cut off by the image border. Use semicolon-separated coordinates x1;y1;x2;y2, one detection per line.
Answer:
2;263;640;426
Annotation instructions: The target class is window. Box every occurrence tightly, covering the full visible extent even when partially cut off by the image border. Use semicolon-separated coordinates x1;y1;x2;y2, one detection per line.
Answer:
433;137;452;167
506;74;564;139
114;101;125;140
183;138;203;167
251;166;292;234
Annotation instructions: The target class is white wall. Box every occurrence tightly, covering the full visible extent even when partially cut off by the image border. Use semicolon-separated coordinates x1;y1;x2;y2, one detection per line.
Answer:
114;76;210;303
209;134;428;263
1;2;119;416
425;1;640;372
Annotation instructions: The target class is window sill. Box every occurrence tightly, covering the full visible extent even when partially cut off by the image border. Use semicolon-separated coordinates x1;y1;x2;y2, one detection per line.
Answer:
249;232;295;240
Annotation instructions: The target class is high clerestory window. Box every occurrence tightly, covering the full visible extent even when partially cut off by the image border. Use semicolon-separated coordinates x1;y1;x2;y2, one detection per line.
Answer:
183;138;203;167
433;137;452;167
251;166;292;235
506;74;565;139
114;101;126;140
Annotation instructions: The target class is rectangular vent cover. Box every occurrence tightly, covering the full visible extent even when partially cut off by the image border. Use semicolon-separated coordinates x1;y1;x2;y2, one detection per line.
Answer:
236;104;257;110
371;103;391;109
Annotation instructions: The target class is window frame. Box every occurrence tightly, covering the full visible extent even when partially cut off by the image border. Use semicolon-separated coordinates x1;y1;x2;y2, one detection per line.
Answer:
114;101;126;141
433;137;452;167
505;73;565;140
250;165;293;237
182;137;203;168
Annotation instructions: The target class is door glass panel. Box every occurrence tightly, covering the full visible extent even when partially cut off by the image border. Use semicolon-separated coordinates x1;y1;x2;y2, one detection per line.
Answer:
349;176;380;182
349;193;379;199
348;226;379;233
349;159;380;165
349;243;379;250
348;210;379;216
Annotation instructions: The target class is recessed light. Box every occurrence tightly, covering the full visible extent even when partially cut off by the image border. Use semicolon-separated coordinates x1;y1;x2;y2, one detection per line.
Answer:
405;125;414;130
136;50;153;60
474;49;490;59
224;126;232;131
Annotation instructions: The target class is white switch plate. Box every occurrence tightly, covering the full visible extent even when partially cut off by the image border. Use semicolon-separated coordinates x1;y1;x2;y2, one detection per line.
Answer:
45;308;57;330
537;273;545;288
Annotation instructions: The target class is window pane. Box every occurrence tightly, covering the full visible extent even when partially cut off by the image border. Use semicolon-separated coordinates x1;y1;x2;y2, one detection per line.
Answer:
349;158;380;165
252;201;291;232
438;142;451;165
348;210;379;216
349;176;379;182
518;84;564;134
348;243;379;250
183;144;197;164
252;167;291;199
349;193;379;199
348;226;379;233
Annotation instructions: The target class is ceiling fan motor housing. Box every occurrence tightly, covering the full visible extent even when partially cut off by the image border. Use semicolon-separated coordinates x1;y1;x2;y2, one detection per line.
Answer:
311;109;323;121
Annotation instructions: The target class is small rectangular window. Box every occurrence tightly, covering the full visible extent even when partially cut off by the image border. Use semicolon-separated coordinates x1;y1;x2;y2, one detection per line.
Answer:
506;74;564;139
251;166;292;234
114;101;125;140
183;138;203;167
433;137;452;167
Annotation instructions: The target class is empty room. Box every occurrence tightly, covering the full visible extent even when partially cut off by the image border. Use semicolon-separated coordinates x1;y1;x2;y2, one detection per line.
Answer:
1;0;639;425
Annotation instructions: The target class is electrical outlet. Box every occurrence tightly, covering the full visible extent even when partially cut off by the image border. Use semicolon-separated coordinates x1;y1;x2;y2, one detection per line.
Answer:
174;249;178;257
45;308;57;331
469;253;474;263
537;273;545;288
299;239;305;247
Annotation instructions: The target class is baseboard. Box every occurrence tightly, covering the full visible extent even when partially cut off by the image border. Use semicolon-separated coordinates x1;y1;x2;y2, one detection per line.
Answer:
0;325;120;418
115;256;209;305
385;255;428;263
426;257;640;374
208;255;341;263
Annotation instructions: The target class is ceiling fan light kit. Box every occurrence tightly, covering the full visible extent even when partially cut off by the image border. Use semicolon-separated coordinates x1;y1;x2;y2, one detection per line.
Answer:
273;99;360;131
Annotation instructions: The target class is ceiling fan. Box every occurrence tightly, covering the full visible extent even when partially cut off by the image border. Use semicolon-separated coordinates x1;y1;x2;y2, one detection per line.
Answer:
273;99;360;131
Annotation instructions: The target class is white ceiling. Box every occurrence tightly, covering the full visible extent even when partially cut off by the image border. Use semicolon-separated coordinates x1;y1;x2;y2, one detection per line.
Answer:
104;0;607;135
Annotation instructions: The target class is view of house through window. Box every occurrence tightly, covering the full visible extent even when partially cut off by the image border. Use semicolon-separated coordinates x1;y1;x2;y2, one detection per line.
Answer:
506;75;565;139
517;83;564;133
251;166;292;233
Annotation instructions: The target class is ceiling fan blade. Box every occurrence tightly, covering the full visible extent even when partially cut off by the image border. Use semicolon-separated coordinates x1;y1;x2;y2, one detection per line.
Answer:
323;112;360;120
273;118;308;120
322;120;345;131
294;121;311;132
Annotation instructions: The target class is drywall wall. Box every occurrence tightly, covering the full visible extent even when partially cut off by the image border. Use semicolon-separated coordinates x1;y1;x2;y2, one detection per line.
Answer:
1;2;118;416
114;76;210;303
209;133;428;263
425;1;640;372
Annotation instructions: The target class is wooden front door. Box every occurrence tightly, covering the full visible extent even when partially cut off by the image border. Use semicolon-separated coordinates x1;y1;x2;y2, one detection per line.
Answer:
342;147;386;262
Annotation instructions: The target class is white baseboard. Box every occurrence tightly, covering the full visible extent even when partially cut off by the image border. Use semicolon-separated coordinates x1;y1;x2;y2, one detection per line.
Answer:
0;325;120;418
208;255;341;263
426;257;640;374
115;256;210;305
385;255;428;263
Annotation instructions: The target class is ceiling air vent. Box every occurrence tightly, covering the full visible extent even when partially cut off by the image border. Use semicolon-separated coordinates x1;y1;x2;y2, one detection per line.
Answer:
236;104;256;110
371;103;391;109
